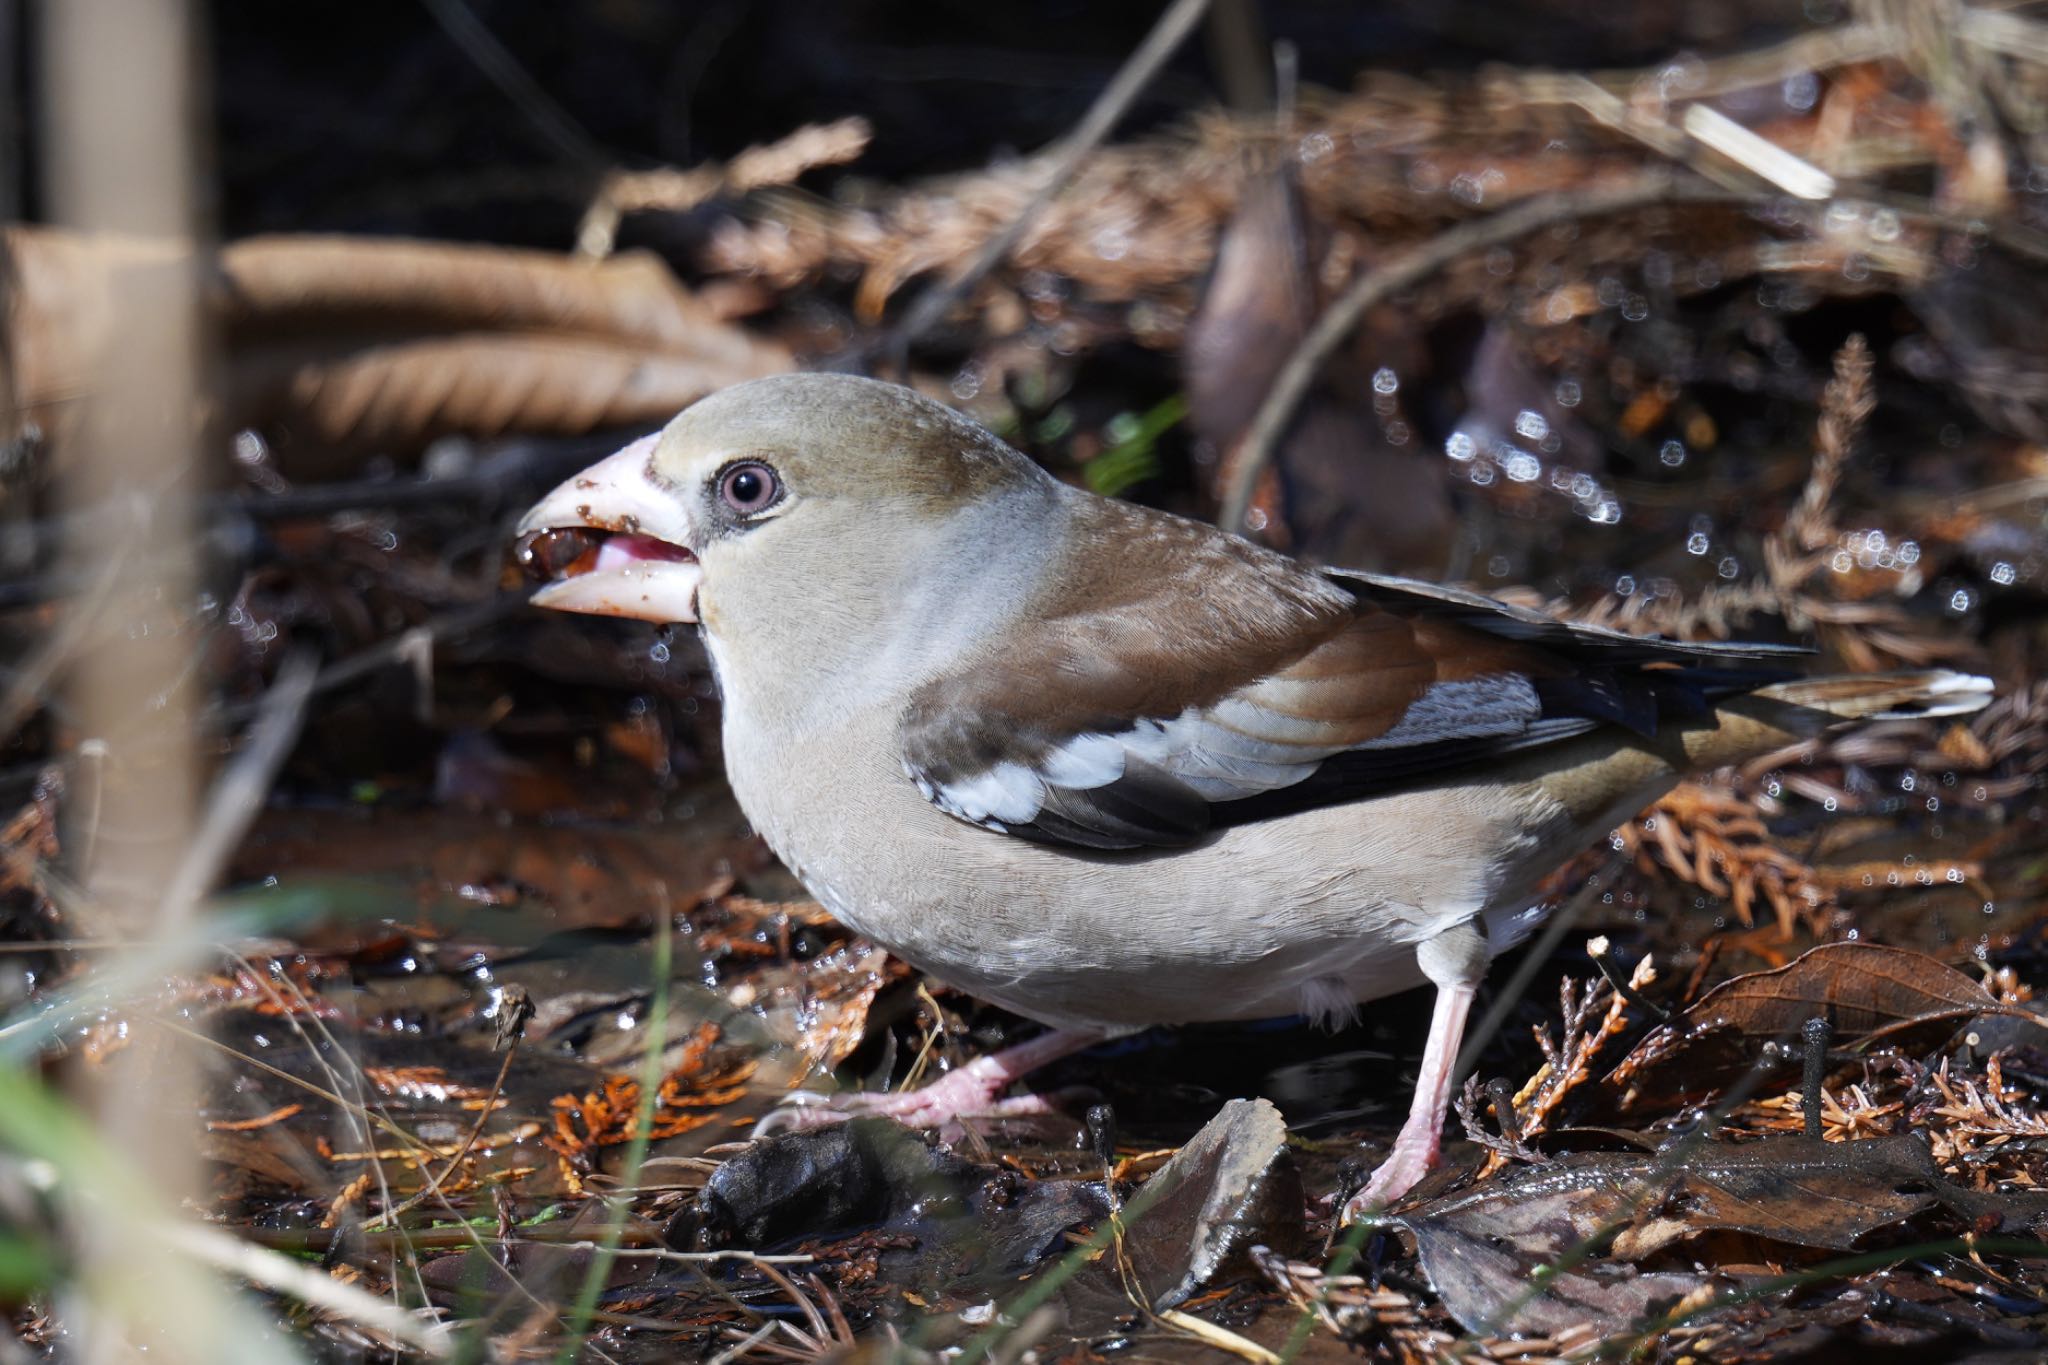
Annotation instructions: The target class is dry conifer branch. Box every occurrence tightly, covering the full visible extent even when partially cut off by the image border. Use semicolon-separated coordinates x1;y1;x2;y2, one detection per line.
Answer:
1465;956;1652;1179
575;118;874;258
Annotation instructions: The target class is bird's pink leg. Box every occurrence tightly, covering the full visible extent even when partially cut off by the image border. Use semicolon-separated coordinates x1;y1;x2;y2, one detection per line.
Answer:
1342;922;1487;1221
754;1028;1098;1137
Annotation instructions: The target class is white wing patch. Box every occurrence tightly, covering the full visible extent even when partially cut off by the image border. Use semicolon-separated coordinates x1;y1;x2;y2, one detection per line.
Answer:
911;676;1547;835
918;760;1041;830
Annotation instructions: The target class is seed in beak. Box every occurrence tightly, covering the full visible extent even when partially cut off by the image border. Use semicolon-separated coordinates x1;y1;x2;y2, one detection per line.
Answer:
516;528;603;581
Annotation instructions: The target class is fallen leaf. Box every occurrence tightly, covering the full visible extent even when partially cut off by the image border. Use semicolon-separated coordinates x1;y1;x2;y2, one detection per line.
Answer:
1184;161;1450;570
1402;1131;2048;1337
5;226;793;478
1607;943;2038;1111
1394;1156;1709;1336
1127;1097;1305;1311
1613;1133;1955;1259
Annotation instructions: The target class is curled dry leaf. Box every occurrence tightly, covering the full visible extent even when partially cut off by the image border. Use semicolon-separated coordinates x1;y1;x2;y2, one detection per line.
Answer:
4;226;792;479
1183;159;1451;570
1606;942;2040;1112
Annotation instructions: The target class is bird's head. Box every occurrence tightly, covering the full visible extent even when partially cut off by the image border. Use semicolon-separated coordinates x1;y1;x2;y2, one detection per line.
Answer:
516;373;1062;687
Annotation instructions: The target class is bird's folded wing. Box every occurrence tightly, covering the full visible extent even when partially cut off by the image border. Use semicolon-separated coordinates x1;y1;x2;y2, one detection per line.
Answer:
897;499;1805;850
898;521;1808;851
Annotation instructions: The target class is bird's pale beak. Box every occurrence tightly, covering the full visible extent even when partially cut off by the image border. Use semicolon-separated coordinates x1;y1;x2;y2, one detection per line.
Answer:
514;434;704;624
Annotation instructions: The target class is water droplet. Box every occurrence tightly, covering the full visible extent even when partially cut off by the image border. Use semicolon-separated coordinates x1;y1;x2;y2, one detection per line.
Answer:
1990;561;2018;586
1445;431;1477;462
1686;531;1711;555
1659;440;1687;467
1514;409;1549;441
1372;367;1400;395
1554;379;1582;407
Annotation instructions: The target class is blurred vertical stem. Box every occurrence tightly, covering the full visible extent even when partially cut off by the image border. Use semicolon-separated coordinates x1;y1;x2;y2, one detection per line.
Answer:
39;1;222;1361
556;909;672;1362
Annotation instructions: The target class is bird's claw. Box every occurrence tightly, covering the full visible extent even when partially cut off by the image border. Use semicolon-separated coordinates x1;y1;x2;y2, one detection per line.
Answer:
1337;1136;1439;1226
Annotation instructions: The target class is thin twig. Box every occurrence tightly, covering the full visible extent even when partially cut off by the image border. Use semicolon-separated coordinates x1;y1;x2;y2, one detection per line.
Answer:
158;650;316;928
0;544;129;742
359;987;531;1233
417;0;604;169
881;0;1214;368
1221;173;1710;534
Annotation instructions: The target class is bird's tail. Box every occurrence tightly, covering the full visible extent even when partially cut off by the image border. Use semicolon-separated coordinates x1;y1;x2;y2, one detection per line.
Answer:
1747;669;1997;722
1683;668;1995;770
1525;669;1996;833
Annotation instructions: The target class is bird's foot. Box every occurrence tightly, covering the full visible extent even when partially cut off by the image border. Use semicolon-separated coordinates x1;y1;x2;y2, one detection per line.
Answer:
1338;1130;1440;1225
751;1029;1097;1139
753;1067;1061;1138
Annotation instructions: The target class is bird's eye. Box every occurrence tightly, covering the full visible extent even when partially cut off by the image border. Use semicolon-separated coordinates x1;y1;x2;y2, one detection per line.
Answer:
718;462;781;517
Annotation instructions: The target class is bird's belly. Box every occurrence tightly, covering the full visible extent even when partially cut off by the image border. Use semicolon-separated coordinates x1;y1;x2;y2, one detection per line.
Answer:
727;722;1570;1035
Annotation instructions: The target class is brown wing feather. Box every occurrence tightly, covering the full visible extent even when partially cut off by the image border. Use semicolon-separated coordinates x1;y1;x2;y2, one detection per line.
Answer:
901;497;1375;785
899;502;1804;849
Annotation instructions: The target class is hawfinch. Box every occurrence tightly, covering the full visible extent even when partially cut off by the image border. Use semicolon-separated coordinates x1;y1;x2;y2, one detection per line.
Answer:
516;373;1990;1216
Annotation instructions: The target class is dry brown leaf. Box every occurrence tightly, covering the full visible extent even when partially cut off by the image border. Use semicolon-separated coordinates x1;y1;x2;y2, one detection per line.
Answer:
4;226;792;478
1607;942;2038;1112
218;236;756;351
